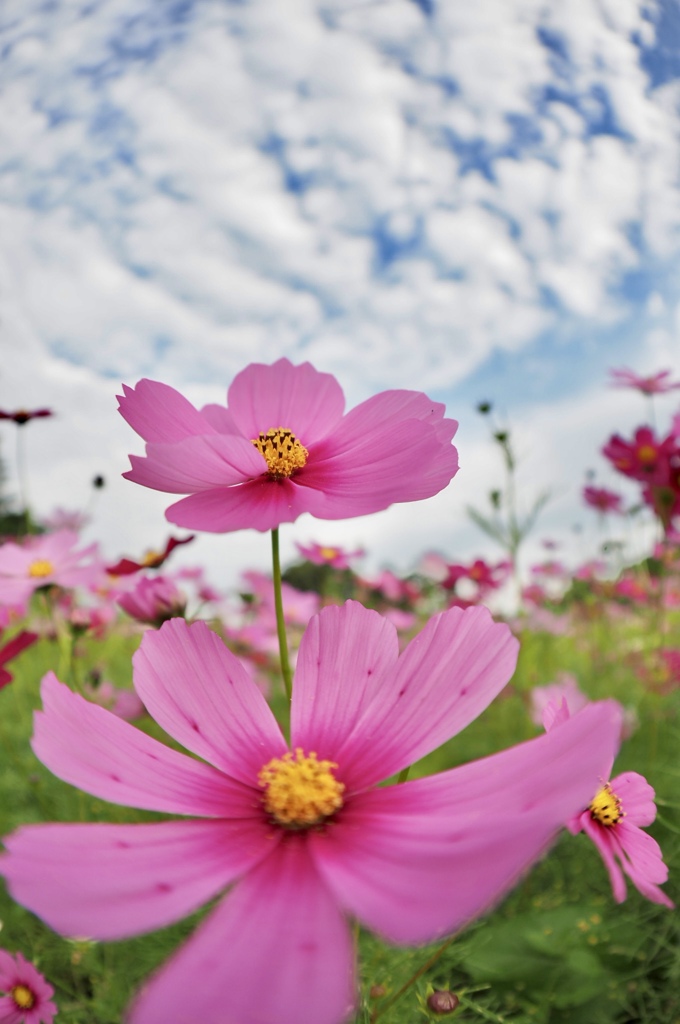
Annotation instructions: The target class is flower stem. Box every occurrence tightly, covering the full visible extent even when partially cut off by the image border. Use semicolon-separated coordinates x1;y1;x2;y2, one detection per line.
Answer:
271;528;293;700
370;930;460;1022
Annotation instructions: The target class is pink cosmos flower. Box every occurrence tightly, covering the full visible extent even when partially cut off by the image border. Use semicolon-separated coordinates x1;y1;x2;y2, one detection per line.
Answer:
544;701;673;908
295;541;365;570
0;949;57;1024
603;427;676;486
0;631;38;690
118;359;459;533
1;604;621;1024
609;367;680;395
117;575;187;627
106;535;195;576
0;531;102;606
529;673;590;728
582;485;623;514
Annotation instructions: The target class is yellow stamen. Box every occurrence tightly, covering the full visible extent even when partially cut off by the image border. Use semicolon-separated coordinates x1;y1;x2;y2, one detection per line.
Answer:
28;559;54;578
12;985;35;1010
636;444;657;464
258;748;344;827
251;428;308;479
141;550;162;567
590;783;623;827
319;547;339;560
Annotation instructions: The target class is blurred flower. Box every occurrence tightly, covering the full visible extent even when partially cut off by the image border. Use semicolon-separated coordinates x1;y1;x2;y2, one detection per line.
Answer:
119;358;459;533
0;949;57;1023
117;575;187;627
2;606;621;1024
603;427;676;486
83;677;145;722
530;673;590;728
41;508;89;532
0;531;102;605
295;542;364;569
0;630;39;690
0;409;53;425
609;367;680;395
241;570;319;628
582;485;624;514
107;535;195;576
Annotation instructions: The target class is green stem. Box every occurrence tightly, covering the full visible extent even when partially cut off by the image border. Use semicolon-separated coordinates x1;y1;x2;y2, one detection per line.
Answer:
271;528;293;700
397;766;411;783
370;930;460;1022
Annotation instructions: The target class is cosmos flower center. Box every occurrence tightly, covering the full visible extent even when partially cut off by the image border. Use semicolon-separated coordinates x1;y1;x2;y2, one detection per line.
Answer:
141;550;163;567
258;748;345;828
11;985;35;1010
251;428;309;479
589;783;623;827
320;546;339;560
28;559;54;578
636;444;657;464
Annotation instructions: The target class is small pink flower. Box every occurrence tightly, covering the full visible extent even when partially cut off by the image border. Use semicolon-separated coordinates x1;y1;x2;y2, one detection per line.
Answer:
529;674;590;728
41;508;89;532
2;605;621;1024
117;575;187;626
0;949;57;1024
609;367;680;395
603;427;675;486
0;531;102;605
118;358;459;533
107;535;195;576
295;542;364;570
0;408;53;425
582;485;623;514
544;701;673;908
83;679;146;722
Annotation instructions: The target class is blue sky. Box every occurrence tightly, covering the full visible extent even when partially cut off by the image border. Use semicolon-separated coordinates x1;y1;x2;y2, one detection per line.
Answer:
1;0;680;592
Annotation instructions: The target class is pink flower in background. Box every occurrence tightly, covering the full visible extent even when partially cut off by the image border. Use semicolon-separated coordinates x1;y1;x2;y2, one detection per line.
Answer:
609;367;680;395
603;427;675;486
583;485;624;514
40;508;90;532
82;678;145;722
0;531;102;605
118;358;459;533
529;673;590;728
241;570;320;628
117;575;187;627
0;631;38;690
295;542;364;569
2;606;620;1024
543;700;673;908
106;535;195;576
0;949;57;1024
0;408;53;426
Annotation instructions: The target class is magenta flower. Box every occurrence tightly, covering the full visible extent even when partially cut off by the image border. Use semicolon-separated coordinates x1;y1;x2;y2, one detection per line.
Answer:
295;541;365;570
0;531;102;606
0;631;38;691
529;673;590;728
609;367;680;395
544;700;673;908
118;358;459;533
0;409;53;426
106;535;195;576
117;575;187;627
1;604;621;1024
582;485;624;514
0;949;56;1024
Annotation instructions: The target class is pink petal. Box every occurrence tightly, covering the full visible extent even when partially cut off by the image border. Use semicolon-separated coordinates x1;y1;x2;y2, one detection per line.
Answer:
615;821;674;907
226;358;346;444
164;477;312;532
581;814;627;902
129;836;355;1024
610;771;657;827
302;410;459;519
1;819;276;940
33;673;254;817
310;700;622;944
118;379;217;443
132;619;287;783
123;435;263;493
296;604;517;790
199;403;239;433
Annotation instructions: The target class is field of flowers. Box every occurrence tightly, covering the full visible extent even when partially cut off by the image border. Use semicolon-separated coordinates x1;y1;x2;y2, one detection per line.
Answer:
0;361;678;1024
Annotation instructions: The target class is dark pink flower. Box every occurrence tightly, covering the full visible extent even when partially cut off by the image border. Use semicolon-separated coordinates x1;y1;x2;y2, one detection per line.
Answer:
106;535;195;576
603;427;675;486
295;542;364;569
0;532;102;605
529;674;590;728
609;367;680;395
1;605;621;1024
582;485;623;514
0;409;53;426
544;701;673;908
117;575;187;626
0;631;38;690
0;949;57;1024
118;359;459;533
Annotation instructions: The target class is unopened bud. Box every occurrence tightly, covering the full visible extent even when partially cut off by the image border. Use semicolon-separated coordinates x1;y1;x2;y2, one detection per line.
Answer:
476;401;492;415
92;475;106;489
427;990;460;1014
369;985;387;999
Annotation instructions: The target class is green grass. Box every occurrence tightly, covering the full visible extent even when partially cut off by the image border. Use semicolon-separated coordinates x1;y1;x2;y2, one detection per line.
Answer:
1;606;678;1024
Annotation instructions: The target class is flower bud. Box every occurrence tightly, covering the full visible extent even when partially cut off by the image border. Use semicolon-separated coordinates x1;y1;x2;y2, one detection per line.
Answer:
427;989;460;1014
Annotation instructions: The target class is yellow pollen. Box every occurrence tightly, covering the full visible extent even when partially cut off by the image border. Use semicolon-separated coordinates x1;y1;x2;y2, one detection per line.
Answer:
28;559;54;578
258;748;345;827
319;546;339;560
251;427;308;479
12;985;35;1010
141;550;162;567
636;444;657;464
590;783;623;827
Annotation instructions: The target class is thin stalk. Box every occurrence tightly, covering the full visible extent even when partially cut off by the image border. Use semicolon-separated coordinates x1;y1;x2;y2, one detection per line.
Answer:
271;528;293;700
370;930;460;1022
16;427;30;535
